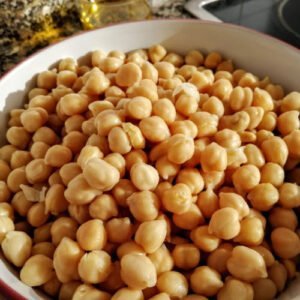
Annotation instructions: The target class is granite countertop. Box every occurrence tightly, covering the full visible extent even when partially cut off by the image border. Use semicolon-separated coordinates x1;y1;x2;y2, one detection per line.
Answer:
0;0;193;76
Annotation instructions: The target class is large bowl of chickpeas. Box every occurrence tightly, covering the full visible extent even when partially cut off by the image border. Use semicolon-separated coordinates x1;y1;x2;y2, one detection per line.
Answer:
0;19;299;300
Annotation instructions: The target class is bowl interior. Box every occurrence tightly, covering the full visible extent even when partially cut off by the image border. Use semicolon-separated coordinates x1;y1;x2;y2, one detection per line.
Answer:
0;19;299;299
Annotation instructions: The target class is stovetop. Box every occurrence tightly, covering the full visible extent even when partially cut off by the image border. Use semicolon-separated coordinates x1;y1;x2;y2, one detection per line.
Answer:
203;0;300;48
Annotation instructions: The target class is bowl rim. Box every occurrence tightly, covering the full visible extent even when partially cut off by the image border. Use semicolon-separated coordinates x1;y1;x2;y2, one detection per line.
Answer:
0;17;299;299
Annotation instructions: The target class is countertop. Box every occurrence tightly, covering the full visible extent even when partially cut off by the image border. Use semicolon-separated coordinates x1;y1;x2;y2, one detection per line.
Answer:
0;0;192;76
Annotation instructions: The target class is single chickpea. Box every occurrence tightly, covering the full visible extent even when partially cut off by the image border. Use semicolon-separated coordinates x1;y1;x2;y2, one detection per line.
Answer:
0;160;11;181
277;111;299;135
108;126;131;154
33;222;52;243
278;182;300;208
0;216;14;243
167;134;194;164
125;96;152;120
219;192;249;219
214;129;241;149
176;168;204;195
32;126;58;145
190;225;221;252
68;204;90;225
116;241;144;259
175;94;199;117
248;209;267;229
190;111;218;138
111;287;143;300
78;250;112;284
28;88;48;100
89;194;117;221
135;220;167;254
100;261;124;292
53;237;84;283
157;271;188;298
163;52;184;67
57;70;77;87
252;88;274;111
0;202;13;220
81;67;110;95
238;72;259;89
217;278;254;300
252;278;277;300
190;266;223;297
229;86;253;111
155;155;180;180
200;142;227;172
177;65;197;81
32;242;55;258
155;62;175;79
139;116;170;143
283;129;300;159
162;183;193;214
250;245;275;268
211;78;233;101
219;111;250;132
271;227;300;259
141;61;159;83
27;202;49;227
148;244;174;275
234;217;264;246
227;246;267;282
152;98;176;124
44;145;72;167
185;50;204;66
197;189;219;218
77;145;103;169
232;164;260;192
42;274;61;297
59;93;89;116
45;184;68;215
269;207;298;231
73;284;111;300
127;78;159;102
268;261;288;292
261;136;288;166
59;162;82;186
202;96;224;118
127;191;160;222
112;179;137;207
256;129;274;147
207;244;233;274
243;107;264;131
130;162;159;191
1;231;32;267
6;126;31;150
208;207;240;240
115;62;142;87
20;107;48;133
172;244;200;270
7;167;29;192
280;91;300;112
94;109;123;137
20;254;54;287
148;293;170;300
0;181;10;203
37;70;57;90
124;150;148;171
120;253;156;289
282;259;296;279
265;83;284;100
29;94;56;113
50;217;78;246
25;158;52;184
105;217;133;244
257;111;277;131
30;142;50;159
62;131;87;154
243;144;265;168
0;145;18;163
148;45;167;63
204;51;222;69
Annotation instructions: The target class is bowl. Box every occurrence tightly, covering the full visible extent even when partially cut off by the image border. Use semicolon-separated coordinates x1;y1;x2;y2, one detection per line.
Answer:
0;19;299;299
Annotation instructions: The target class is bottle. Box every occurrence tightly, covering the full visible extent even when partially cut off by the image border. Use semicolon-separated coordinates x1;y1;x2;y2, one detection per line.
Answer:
76;0;152;29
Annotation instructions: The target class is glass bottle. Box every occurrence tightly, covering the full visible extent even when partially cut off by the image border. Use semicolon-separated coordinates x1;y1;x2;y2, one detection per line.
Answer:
76;0;152;29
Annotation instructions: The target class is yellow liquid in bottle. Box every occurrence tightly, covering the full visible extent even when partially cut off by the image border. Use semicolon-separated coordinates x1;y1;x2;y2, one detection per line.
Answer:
77;0;152;29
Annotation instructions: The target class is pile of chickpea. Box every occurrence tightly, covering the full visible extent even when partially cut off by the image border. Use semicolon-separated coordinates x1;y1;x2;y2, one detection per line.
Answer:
0;44;300;300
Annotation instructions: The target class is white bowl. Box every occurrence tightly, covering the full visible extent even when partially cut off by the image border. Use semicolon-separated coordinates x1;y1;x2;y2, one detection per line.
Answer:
0;19;299;299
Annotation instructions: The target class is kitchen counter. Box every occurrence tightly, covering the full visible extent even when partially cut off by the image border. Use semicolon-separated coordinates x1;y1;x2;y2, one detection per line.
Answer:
0;0;192;76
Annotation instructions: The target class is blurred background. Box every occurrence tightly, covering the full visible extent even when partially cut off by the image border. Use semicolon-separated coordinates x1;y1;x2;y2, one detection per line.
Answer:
0;0;299;76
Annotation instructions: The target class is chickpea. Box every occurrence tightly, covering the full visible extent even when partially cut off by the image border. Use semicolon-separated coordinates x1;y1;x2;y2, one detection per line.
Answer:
148;293;170;300
234;217;264;246
155;155;179;180
32;242;55;258
111;287;144;300
37;70;57;89
162;183;192;214
68;204;90;225
106;217;133;244
172;244;200;270
177;65;197;81
243;107;264;131
64;174;102;205
183;296;208;300
59;163;81;186
28;88;48;100
197;189;219;218
141;61;159;83
78;250;112;284
0;216;14;243
112;179;137;207
157;271;188;298
271;227;300;259
29;142;49;159
217;278;253;300
77;145;104;169
20;107;48;133
0;145;18;163
219;111;250;132
278;182;300;208
83;158;120;191
89;194;118;221
176;168;204;195
149;45;167;63
260;163;284;187
268;261;287;292
86;134;109;155
250;246;275;268
207;244;232;274
115;62;142;87
50;217;77;246
33;222;52;243
44;184;68;215
175;94;198;117
208;207;240;240
42;274;61;297
283;129;300;159
190;225;221;252
248;209;267;229
227;246;267;282
201;142;227;172
232;164;260;192
6;126;31;149
0;181;10;203
127;78;159;102
202;96;224;117
185;50;204;66
94;109;123;136
0;160;10;181
117;241;144;259
190;266;223;297
1;231;32;267
148;244;174;275
72;284;111;300
127;191;160;222
211;78;233;101
252;278;277;300
32;126;58;145
189;111;218;137
62;131;87;154
152;98;176;124
204;51;222;69
214;129;241;149
130;162;159;191
125;96;152;120
135;220;167;254
280;91;300;112
139;116;170;143
100;261;124;292
108;126;132;154
44;145;72;167
27;202;49;227
269;207;298;231
277;111;299;135
219;192;249;219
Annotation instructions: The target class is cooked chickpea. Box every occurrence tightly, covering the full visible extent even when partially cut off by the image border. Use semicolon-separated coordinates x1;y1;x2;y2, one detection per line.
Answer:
32;242;55;258
260;162;284;187
135;220;167;254
111;287;143;300
252;278;277;300
208;207;240;240
197;189;219;218
78;250;112;284
277;111;299;135
32;126;58;145
115;62;142;87
190;111;218;137
190;225;220;252
125;96;152;120
148;244;174;275
106;217;133;244
120;253;156;289
268;261;288;292
6;126;31;149
204;51;222;69
44;145;72;167
0;181;10;203
112;179;137;207
232;164;260;192
157;271;188;298
200;142;227;172
33;222;52;243
45;184;68;215
167;134;194;164
1;231;32;267
271;227;300;259
280;91;300;112
250;245;275;268
283;129;300;159
20;108;48;133
207;244;232;274
219;192;249;219
217;278;253;300
172;244;200;270
108;126;132;154
227;246;267;282
0;216;14;243
50;217;78;246
149;45;167;63
261;136;288;166
185;50;204;66
130;162;159;191
269;207;298;231
278;182;300;208
27;202;49;227
59;162;82;186
89;194;118;221
202;96;224;117
94;109;123;136
141;61;159;82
